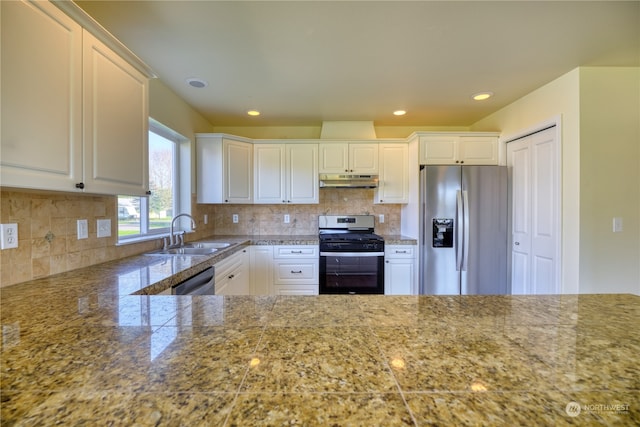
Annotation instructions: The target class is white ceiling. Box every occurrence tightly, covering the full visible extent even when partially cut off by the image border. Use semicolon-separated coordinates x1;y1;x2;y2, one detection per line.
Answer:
75;1;640;127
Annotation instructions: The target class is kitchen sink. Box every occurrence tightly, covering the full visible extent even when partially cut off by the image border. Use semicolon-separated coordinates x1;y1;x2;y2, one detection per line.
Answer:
184;242;231;249
145;247;218;256
144;241;232;256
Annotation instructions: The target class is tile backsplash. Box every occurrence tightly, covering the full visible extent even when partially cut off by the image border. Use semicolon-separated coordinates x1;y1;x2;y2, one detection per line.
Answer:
196;188;401;236
1;187;400;287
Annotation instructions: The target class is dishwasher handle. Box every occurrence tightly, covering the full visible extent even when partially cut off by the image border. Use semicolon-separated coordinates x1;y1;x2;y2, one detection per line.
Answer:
172;266;215;295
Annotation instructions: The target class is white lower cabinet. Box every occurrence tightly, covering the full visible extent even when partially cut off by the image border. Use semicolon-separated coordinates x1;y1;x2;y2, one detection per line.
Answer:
384;245;417;295
214;248;250;295
250;245;274;295
273;245;319;295
249;245;319;295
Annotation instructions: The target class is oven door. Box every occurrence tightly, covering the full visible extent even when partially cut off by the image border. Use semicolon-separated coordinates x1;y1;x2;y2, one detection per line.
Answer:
319;251;385;294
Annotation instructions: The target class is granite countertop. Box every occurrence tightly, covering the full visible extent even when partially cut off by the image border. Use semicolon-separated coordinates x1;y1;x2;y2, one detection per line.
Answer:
1;236;638;425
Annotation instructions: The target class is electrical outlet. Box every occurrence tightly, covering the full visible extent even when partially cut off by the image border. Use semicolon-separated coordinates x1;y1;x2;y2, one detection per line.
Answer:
232;214;239;224
284;214;290;224
0;223;19;249
97;219;111;238
77;219;88;239
379;214;385;224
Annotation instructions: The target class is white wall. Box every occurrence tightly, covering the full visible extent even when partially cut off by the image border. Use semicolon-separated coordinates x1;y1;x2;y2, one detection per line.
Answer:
471;69;581;293
471;67;640;294
578;67;640;294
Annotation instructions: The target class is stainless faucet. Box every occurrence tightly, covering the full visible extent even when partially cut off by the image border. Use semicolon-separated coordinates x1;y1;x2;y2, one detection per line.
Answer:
165;213;197;249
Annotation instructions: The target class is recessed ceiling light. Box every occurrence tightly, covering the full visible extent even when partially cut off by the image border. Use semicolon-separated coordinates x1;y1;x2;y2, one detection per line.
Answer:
393;110;407;116
186;78;208;88
247;110;260;116
472;92;493;101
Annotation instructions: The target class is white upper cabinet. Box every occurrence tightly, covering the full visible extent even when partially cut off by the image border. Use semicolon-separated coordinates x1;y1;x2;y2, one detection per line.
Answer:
1;0;83;191
82;31;149;196
197;135;253;204
287;144;319;204
225;139;253;203
254;143;318;204
420;134;498;165
1;0;151;195
319;143;378;173
376;143;409;204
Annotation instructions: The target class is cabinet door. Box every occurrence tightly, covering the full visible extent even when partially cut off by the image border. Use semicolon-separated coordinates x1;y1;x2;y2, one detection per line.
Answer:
254;144;286;204
384;259;415;295
458;136;498;165
224;139;253;203
349;143;379;173
250;246;274;295
420;136;458;165
1;0;83;191
287;144;319;204
376;144;408;204
215;249;250;295
83;31;149;195
319;143;349;173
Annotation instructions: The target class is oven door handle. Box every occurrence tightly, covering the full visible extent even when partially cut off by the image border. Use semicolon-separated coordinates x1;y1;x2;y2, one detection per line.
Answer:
320;252;385;257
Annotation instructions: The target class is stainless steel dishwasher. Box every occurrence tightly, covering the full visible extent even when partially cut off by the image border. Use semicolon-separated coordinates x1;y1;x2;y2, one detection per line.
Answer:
172;267;215;295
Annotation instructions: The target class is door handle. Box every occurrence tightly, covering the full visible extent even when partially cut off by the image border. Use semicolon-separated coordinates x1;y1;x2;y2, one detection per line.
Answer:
462;190;470;271
456;190;463;271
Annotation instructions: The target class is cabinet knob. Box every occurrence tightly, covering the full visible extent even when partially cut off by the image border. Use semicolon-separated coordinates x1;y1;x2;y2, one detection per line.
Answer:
514;242;520;246
75;182;85;189
146;190;152;195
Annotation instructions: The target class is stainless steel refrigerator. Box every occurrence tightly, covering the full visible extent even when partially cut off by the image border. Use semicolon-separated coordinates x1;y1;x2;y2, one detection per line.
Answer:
419;165;508;295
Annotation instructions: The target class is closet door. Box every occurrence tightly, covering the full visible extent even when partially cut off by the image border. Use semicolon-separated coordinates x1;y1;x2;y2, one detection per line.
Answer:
508;126;560;294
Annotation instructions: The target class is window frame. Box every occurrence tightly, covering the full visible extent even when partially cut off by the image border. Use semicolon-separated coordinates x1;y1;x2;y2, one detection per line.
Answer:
117;118;189;245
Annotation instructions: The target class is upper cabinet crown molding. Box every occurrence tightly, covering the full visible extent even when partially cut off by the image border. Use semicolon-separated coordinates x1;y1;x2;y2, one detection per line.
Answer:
52;0;156;78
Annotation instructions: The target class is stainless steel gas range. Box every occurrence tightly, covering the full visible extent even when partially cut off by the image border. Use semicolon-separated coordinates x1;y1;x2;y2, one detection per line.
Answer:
318;215;385;294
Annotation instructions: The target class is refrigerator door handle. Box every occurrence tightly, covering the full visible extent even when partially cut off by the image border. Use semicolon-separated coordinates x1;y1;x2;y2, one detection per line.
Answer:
456;190;463;271
462;190;470;271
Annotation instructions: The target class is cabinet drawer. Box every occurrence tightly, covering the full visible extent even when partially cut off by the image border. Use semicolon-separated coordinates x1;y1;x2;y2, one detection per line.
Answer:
385;245;415;258
274;261;318;284
274;245;318;258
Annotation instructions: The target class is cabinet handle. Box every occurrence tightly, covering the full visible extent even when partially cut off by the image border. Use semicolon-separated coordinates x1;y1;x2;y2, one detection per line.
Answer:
396;250;408;254
290;250;302;254
291;270;302;274
75;182;85;189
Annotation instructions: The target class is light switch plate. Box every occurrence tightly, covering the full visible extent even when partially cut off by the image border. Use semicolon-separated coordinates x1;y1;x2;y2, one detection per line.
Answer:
613;217;623;232
284;214;290;224
77;219;88;239
97;219;111;238
0;223;18;249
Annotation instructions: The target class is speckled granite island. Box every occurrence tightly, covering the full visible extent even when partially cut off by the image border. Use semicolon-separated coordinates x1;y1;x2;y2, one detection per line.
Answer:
1;237;638;426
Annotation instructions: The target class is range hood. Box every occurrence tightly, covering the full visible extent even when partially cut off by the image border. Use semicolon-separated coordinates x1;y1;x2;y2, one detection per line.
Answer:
319;174;378;189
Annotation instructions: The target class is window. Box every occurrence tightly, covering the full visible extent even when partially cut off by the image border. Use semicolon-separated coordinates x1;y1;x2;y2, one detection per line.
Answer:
118;120;184;242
